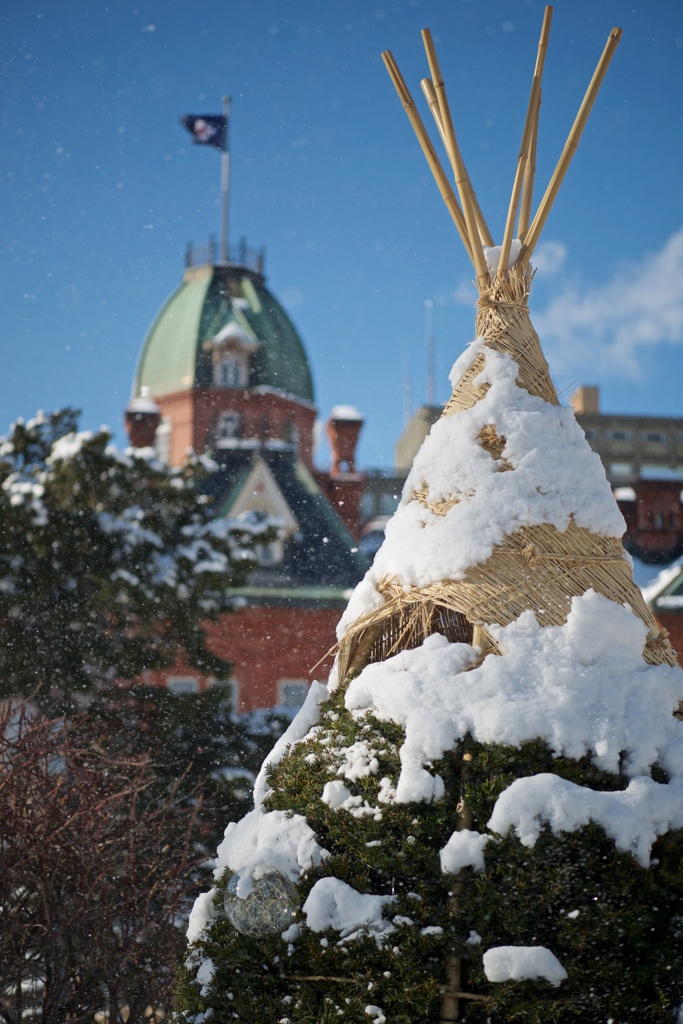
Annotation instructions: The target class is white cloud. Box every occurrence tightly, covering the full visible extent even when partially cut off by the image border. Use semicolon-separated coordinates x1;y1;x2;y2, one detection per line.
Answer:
532;239;567;277
532;227;683;380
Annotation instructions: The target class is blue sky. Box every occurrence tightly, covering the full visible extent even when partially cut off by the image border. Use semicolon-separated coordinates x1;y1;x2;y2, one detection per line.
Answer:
3;0;683;470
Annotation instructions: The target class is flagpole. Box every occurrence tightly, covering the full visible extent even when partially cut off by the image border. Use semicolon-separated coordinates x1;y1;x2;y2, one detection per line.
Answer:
220;95;231;263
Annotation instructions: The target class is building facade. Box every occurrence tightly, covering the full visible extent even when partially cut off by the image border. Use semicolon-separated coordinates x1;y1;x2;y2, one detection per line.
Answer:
375;386;683;565
126;245;367;713
570;386;683;486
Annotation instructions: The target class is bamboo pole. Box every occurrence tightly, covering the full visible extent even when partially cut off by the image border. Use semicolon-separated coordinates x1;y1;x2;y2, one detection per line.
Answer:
421;29;490;290
518;85;541;239
497;5;553;277
381;51;473;261
420;78;494;247
496;78;540;278
520;26;622;265
518;6;552;239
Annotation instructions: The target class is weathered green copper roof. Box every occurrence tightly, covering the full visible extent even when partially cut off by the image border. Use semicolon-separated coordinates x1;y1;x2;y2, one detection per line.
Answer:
134;263;314;403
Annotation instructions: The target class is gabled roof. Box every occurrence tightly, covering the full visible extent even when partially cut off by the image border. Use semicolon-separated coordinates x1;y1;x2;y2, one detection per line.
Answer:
200;447;368;605
643;560;683;613
134;263;314;404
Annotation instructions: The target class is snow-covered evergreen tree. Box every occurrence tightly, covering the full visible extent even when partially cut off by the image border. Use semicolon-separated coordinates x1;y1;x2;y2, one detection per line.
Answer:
176;16;683;1023
177;265;683;1023
0;408;267;711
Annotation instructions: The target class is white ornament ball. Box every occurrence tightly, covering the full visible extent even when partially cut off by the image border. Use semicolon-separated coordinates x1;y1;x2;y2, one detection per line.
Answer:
224;867;299;937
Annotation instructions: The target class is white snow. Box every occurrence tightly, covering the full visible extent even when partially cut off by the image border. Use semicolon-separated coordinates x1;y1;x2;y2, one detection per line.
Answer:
195;957;216;996
46;430;94;463
483;945;567;986
332;738;380;781
253;681;328;806
483;239;523;274
187;888;217;944
214;809;328;894
338;343;623;632
488;773;683;867
127;386;160;413
344;592;683;807
440;829;494;874
330;404;363;421
322;779;355;809
641;558;683;605
303;878;396;943
212;321;256;347
613;486;636;501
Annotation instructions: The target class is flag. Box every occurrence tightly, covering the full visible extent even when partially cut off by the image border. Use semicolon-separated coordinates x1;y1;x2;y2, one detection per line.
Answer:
180;114;227;151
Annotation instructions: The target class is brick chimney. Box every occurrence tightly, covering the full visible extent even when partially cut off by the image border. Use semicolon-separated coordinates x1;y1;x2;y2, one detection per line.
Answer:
125;387;161;449
570;385;600;416
326;405;363;476
319;406;365;539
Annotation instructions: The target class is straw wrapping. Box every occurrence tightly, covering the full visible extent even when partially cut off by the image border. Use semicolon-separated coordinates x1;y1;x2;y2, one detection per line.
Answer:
335;266;678;683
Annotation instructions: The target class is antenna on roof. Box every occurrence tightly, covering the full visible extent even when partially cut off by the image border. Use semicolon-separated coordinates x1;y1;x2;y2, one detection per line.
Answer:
425;298;435;406
402;346;412;426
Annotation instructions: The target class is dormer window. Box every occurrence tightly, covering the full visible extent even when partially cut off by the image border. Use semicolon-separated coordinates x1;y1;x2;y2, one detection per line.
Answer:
215;355;247;388
207;321;259;391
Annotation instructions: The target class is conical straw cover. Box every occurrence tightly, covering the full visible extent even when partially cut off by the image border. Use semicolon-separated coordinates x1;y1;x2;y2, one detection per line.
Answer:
336;262;677;681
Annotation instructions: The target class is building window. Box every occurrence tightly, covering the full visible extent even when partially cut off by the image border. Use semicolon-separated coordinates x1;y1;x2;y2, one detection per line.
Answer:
208;676;239;712
167;675;199;695
605;429;632;442
583;429;599;441
640;431;668;444
278;679;308;709
214;355;247;388
155;416;172;464
609;462;633;477
216;411;241;441
380;492;400;516
285;419;300;452
256;538;285;566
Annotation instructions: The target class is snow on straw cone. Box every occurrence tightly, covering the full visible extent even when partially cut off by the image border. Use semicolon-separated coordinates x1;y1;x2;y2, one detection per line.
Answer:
336;257;678;683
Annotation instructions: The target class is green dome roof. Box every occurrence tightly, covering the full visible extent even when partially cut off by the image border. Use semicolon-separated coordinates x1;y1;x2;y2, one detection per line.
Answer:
134;263;314;404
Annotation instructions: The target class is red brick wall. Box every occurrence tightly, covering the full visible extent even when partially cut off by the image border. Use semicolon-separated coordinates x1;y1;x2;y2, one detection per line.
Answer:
144;605;342;712
316;474;366;540
155;389;316;470
652;611;683;667
206;605;340;711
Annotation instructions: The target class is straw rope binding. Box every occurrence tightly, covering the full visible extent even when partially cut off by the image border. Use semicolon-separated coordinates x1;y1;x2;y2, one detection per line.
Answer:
335;263;678;685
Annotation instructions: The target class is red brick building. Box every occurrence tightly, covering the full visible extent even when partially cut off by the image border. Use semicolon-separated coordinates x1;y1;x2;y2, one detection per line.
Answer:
126;247;367;712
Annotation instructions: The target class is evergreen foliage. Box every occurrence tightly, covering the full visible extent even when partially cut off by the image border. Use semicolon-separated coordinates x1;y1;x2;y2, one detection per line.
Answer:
0;409;268;711
178;681;683;1023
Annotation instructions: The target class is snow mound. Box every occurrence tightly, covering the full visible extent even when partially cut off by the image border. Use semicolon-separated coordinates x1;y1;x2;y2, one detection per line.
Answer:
483;945;567;986
489;773;683;867
303;877;396;944
213;808;328;893
344;591;683;805
440;829;494;874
